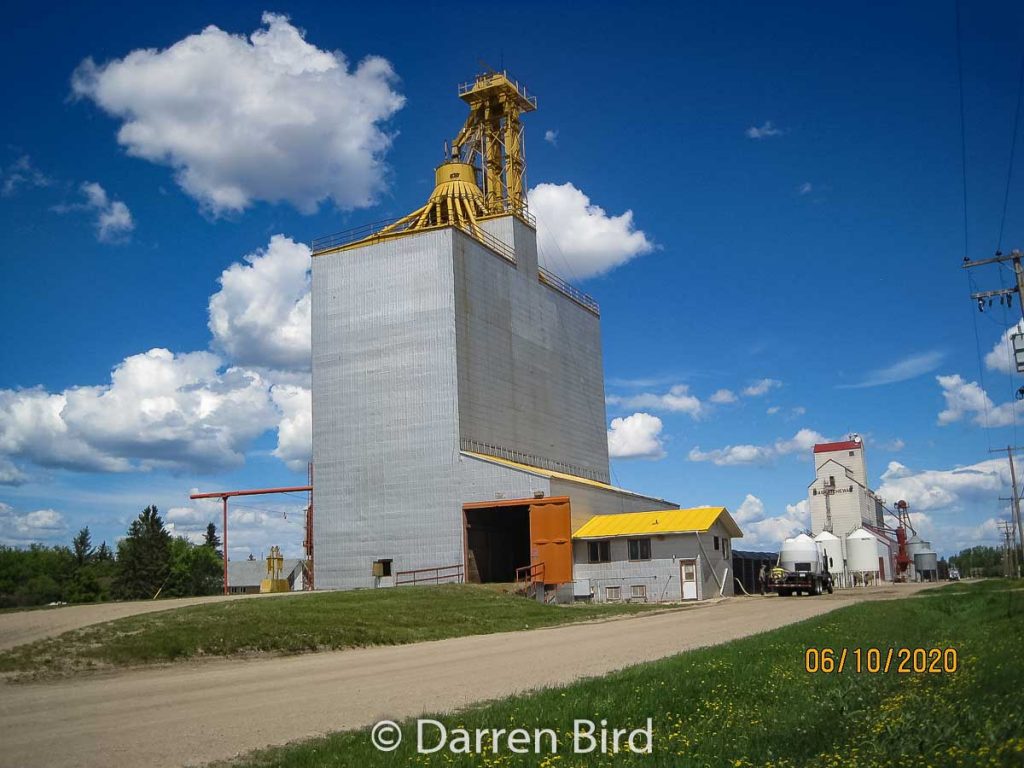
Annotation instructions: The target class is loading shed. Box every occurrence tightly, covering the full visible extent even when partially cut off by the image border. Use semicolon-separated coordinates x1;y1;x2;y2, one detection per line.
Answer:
572;507;742;602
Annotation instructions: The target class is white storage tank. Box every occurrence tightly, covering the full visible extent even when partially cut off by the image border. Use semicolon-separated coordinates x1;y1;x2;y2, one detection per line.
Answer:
813;531;843;575
846;528;878;573
906;535;925;560
781;534;820;572
914;549;938;578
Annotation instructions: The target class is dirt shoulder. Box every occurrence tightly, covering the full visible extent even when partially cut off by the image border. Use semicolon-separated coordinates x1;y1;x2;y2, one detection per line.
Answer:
0;591;318;652
0;583;936;768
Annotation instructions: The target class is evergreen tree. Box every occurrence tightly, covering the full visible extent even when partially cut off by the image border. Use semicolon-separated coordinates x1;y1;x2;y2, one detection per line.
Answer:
113;506;172;600
95;541;113;562
203;522;222;557
72;527;94;567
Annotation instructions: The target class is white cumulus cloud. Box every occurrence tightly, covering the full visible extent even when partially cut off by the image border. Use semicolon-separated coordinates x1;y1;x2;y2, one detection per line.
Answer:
271;385;312;471
544;129;558;146
688;428;827;466
878;458;1009;513
936;374;1020;428
0;349;279;474
743;378;782;397
607;412;665;459
875;458;1023;552
54;181;135;242
984;321;1024;375
709;389;737;404
529;182;654;280
0;502;68;545
208;235;311;371
82;182;134;241
726;494;808;549
607;384;703;418
169;494;308;558
71;13;404;214
734;494;765;524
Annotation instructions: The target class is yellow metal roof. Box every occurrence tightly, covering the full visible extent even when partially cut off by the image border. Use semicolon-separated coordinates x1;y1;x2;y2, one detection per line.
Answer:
573;507;743;540
461;451;673;503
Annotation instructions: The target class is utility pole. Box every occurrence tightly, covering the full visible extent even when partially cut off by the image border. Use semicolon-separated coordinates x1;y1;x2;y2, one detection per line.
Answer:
966;254;1024;573
997;520;1018;578
964;250;1024;377
964;248;1024;319
991;447;1024;575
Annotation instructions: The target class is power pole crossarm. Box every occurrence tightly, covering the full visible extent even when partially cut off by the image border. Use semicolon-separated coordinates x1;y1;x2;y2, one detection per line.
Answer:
964;249;1024;321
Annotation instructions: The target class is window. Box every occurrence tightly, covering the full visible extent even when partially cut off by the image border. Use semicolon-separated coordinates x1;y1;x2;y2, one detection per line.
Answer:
630;584;647;601
627;538;652;561
714;535;720;551
588;540;611;563
849;451;855;456
723;539;730;559
605;585;622;601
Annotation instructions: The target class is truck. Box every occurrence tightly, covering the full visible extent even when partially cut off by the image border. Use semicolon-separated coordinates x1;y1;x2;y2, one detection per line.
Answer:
770;533;834;597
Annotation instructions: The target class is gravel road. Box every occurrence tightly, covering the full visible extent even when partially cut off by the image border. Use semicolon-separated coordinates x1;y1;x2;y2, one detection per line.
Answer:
0;583;935;768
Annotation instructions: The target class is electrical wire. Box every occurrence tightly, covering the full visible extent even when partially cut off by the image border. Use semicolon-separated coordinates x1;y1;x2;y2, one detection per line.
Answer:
998;50;1024;254
956;0;994;452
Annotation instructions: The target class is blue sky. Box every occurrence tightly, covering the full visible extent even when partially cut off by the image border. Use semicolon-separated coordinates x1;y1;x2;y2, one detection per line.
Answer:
2;0;1024;558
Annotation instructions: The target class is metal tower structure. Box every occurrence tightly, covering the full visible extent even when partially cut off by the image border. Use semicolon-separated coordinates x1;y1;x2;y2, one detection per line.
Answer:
453;70;537;217
337;71;537;250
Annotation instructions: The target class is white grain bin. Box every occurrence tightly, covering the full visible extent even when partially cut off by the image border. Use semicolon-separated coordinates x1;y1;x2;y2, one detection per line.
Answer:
780;534;820;572
846;528;878;575
813;531;843;580
906;534;925;560
914;549;938;581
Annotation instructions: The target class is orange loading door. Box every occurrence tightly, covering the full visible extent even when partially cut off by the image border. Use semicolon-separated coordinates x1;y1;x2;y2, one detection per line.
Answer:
529;499;573;585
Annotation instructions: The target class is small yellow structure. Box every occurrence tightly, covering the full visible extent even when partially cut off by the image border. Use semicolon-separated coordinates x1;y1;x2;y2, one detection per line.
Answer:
259;545;290;593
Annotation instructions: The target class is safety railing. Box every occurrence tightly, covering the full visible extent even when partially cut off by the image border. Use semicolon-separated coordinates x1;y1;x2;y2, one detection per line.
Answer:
312;216;518;267
395;563;464;586
515;561;546;585
538;267;601;317
460;439;610;483
480;201;537;228
311;216;407;254
458;226;516;264
458;71;537;109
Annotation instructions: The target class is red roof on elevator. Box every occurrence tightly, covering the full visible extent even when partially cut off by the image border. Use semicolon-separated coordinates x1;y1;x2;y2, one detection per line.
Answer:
813;440;862;453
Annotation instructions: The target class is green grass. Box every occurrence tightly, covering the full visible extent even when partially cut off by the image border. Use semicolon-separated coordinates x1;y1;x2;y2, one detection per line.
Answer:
221;580;1024;768
0;584;663;679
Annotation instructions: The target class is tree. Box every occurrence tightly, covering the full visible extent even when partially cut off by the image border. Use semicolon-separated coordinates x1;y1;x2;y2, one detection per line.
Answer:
950;546;1004;577
165;537;222;597
95;541;113;562
113;506;172;600
72;527;95;567
203;522;222;558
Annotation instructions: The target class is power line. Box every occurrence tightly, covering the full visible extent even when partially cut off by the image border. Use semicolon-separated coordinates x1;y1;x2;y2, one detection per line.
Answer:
955;1;995;450
955;0;970;258
998;50;1024;253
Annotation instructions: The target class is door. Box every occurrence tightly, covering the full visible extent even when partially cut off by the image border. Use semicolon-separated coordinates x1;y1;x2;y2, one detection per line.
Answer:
680;559;698;600
529;500;573;585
